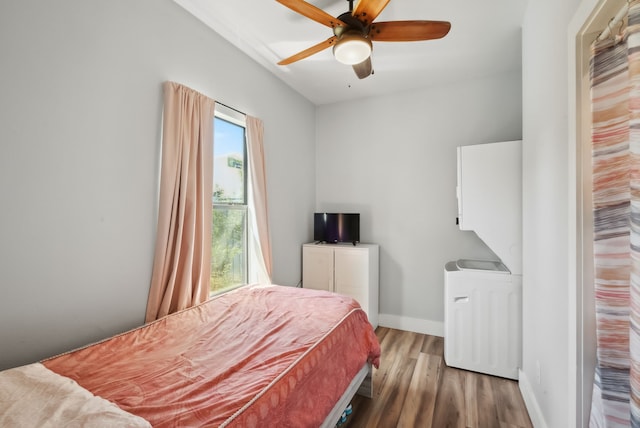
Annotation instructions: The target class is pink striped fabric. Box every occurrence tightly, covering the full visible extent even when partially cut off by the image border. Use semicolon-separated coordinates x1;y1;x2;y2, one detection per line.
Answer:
590;2;640;426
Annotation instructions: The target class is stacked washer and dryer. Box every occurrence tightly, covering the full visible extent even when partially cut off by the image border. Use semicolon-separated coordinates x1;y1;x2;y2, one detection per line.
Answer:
444;140;522;380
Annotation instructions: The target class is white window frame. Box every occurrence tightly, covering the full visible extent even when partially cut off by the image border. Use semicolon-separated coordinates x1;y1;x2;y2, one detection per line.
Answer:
211;104;249;295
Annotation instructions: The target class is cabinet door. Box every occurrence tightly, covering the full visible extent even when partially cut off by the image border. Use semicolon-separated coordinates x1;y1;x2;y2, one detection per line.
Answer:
302;246;334;292
334;248;369;312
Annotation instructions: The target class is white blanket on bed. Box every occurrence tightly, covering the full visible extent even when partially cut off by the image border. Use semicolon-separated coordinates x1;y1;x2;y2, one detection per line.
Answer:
0;362;151;427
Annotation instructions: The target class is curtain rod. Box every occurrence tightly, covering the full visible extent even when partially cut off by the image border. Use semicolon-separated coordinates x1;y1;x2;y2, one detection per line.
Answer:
215;101;247;117
596;0;631;42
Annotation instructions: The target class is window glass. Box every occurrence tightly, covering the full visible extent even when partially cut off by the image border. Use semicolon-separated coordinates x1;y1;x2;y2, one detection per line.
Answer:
211;116;247;293
213;118;245;204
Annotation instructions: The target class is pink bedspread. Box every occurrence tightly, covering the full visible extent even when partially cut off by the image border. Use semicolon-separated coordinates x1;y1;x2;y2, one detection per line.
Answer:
43;284;380;427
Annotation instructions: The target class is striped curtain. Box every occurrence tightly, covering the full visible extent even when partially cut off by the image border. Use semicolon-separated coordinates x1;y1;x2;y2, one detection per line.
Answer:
590;3;640;426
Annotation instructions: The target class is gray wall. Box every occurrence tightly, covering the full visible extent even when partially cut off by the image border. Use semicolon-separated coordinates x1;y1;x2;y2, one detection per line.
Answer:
0;0;316;370
315;72;522;331
521;0;581;426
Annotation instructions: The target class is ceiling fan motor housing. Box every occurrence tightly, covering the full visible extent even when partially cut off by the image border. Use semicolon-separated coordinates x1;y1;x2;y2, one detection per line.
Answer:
334;11;366;34
332;10;372;65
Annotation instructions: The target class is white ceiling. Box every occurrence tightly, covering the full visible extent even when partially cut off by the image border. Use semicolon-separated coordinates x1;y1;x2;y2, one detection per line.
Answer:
174;0;528;105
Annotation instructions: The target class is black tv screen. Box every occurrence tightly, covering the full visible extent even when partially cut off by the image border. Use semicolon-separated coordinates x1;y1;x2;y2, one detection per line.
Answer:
314;213;360;244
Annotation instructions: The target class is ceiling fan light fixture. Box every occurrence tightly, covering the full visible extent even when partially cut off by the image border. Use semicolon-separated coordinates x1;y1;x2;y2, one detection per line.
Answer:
333;32;372;65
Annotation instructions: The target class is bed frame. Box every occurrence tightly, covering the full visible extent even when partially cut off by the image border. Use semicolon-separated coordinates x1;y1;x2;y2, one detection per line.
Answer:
322;363;373;427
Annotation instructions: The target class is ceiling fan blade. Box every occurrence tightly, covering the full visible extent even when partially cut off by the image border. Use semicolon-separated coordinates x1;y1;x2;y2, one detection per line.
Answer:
352;56;373;79
278;36;337;65
369;20;451;42
352;0;390;25
276;0;346;28
288;0;345;21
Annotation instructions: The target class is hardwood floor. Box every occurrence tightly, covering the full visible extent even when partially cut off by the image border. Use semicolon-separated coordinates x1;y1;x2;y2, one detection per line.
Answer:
344;327;533;428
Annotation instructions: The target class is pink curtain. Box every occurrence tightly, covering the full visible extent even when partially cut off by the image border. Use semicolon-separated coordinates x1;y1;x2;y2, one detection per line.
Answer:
145;82;215;322
246;116;272;280
589;3;640;425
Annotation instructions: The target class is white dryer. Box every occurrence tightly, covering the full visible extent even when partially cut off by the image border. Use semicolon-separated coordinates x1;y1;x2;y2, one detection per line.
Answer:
444;259;522;380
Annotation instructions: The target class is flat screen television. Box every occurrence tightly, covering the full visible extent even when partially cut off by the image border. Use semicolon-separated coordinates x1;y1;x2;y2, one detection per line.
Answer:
314;213;360;245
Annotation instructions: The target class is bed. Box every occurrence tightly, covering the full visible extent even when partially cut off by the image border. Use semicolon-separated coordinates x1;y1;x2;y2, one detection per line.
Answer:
0;284;380;427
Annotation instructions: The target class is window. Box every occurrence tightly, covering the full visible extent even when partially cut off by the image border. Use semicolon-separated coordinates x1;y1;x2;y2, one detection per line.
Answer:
211;107;248;293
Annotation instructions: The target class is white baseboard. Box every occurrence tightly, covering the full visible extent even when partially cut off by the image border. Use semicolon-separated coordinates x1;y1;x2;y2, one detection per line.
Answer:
378;314;444;337
519;369;548;428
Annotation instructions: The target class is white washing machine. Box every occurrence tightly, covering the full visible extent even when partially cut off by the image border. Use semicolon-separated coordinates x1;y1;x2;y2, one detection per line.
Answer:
444;259;522;380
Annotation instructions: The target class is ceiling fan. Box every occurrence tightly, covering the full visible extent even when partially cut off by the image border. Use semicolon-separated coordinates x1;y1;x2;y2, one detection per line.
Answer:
276;0;451;79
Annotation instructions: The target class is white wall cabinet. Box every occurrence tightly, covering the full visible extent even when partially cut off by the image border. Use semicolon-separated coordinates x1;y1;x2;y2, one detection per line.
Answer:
302;243;379;328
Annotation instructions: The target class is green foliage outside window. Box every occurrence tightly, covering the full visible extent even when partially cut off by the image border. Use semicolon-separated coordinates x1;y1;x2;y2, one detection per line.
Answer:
211;187;246;292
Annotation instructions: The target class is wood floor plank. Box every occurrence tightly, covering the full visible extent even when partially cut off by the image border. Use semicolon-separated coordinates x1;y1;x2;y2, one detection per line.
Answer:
344;328;532;428
491;376;531;427
397;352;442;427
475;373;501;428
345;329;417;427
371;328;421;426
347;357;416;427
373;329;409;393
386;328;425;359
380;327;425;361
375;356;417;427
375;326;390;343
421;334;444;357
463;369;479;426
431;365;467;428
499;423;530;428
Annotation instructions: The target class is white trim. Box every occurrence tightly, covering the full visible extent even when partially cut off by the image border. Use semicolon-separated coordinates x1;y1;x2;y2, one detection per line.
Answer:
378;314;444;337
519;369;549;428
568;1;625;426
215;103;246;127
568;4;585;427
